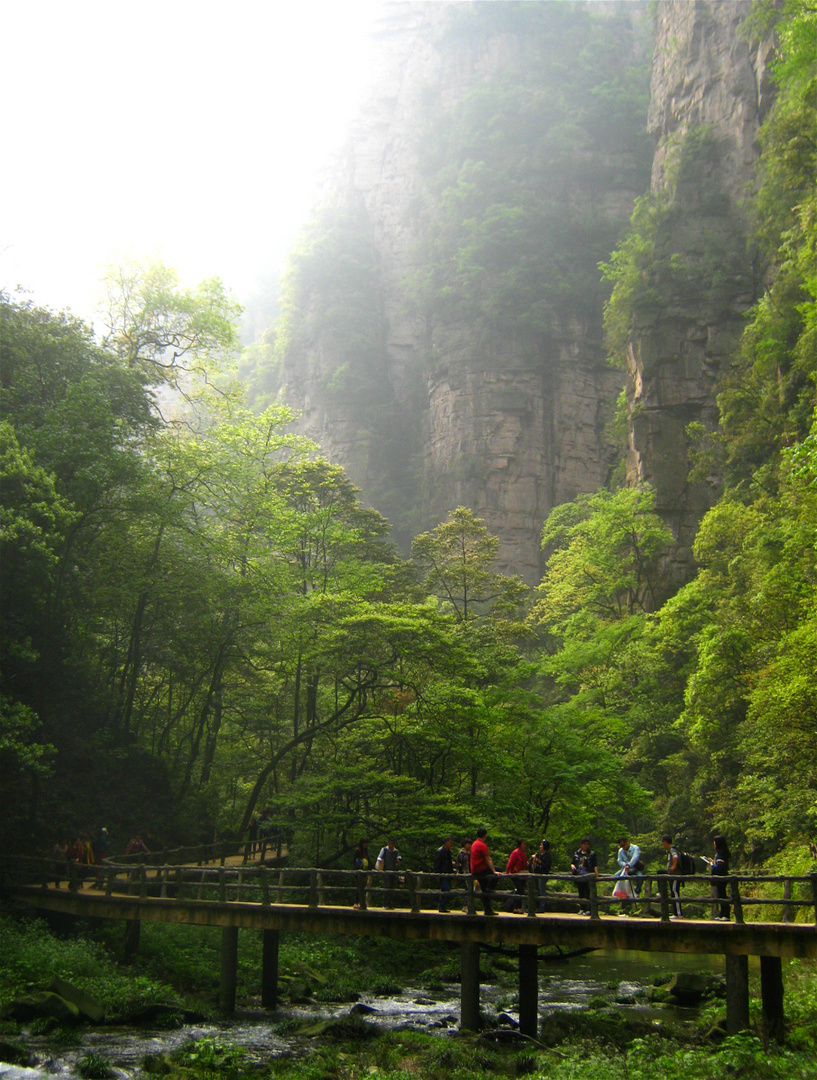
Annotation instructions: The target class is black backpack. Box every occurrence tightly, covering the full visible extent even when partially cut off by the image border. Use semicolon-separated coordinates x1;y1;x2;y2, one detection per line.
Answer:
680;851;696;876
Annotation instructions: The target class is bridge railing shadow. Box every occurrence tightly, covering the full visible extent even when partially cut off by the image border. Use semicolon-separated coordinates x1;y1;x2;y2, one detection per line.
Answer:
3;858;817;925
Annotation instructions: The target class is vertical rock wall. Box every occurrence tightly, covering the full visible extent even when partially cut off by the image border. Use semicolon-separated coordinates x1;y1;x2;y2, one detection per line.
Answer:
626;0;776;567
277;1;773;585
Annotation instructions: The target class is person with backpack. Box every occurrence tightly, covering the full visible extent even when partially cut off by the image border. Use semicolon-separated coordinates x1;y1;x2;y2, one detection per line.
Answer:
433;837;454;912
704;835;731;920
661;833;684;918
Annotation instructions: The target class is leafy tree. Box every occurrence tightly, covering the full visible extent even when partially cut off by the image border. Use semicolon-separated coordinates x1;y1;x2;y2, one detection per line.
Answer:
99;257;242;395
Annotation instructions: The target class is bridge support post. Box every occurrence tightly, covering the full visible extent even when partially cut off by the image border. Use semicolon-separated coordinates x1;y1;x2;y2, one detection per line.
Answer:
518;945;538;1037
220;926;239;1013
725;954;750;1034
760;955;785;1044
123;919;140;964
261;928;279;1009
460;942;480;1031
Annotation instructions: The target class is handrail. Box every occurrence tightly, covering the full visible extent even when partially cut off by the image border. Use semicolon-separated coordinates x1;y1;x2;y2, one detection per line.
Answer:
104;835;288;867
3;857;816;926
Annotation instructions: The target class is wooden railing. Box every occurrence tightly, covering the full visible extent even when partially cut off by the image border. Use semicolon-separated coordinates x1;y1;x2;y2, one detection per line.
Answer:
108;836;287;867
3;858;817;926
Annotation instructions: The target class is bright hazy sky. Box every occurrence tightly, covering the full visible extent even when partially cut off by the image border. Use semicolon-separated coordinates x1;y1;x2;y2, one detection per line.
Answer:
1;0;385;326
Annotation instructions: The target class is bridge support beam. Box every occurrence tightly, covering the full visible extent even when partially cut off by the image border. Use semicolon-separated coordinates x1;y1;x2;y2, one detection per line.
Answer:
261;928;280;1009
518;945;538;1037
760;955;785;1044
460;941;480;1031
220;926;239;1013
725;954;750;1034
123;919;140;964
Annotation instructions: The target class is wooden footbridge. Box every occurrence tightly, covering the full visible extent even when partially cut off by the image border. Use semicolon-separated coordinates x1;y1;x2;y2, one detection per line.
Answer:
2;850;815;1042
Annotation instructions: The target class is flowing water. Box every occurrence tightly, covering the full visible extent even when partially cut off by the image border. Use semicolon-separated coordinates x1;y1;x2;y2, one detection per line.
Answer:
1;950;727;1080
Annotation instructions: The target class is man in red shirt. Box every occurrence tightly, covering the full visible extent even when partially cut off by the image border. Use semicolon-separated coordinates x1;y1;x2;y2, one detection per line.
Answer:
505;839;528;912
470;827;498;916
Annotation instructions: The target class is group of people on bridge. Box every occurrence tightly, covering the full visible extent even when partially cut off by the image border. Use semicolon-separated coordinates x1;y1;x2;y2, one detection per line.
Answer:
351;829;733;919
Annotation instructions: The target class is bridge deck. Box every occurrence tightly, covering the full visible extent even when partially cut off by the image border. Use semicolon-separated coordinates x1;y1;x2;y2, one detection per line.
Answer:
9;883;816;960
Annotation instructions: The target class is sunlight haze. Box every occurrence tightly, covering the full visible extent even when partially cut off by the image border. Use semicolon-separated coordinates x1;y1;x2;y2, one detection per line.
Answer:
1;0;384;323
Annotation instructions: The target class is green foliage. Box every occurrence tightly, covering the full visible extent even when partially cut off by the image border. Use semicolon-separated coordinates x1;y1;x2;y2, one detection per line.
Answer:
602;126;754;368
0;917;175;1015
411;3;651;349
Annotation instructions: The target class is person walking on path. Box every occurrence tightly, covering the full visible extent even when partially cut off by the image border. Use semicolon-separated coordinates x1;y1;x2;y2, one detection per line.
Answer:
661;834;684;918
433;837;454;912
505;839;528;912
352;839;370;909
615;835;643;915
704;835;731;920
455;839;472;876
470;828;499;916
531;839;551;912
376;839;402;909
571;838;599;915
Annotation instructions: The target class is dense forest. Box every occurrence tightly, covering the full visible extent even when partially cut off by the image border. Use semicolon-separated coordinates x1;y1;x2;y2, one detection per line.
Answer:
1;0;815;879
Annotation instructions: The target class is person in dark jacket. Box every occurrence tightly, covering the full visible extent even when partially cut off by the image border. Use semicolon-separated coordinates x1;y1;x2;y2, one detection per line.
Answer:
532;839;552;911
705;834;731;920
433;837;454;912
352;839;370;909
571;838;599;915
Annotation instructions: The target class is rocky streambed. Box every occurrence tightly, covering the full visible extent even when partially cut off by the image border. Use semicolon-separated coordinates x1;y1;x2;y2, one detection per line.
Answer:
0;950;729;1079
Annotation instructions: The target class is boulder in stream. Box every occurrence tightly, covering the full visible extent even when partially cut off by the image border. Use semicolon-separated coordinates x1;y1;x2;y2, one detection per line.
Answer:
0;977;104;1026
649;971;725;1006
0;991;81;1025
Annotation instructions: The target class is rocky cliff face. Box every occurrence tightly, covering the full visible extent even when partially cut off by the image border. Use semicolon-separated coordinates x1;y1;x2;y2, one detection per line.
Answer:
625;0;777;569
276;1;771;584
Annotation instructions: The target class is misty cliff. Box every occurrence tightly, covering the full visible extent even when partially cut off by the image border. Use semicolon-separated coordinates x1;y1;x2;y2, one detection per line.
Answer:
269;0;772;584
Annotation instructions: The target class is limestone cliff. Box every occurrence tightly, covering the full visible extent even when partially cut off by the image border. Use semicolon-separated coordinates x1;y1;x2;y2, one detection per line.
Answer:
274;0;771;584
624;0;777;572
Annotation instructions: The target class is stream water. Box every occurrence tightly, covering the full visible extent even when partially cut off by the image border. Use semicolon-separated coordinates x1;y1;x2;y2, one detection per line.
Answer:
1;950;728;1080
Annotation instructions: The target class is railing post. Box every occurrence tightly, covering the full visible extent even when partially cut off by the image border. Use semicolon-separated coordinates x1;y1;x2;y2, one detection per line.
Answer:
657;874;670;922
782;879;793;924
261;867;270;907
277;870;285;904
68;861;79;894
317;871;324;907
810;873;817;926
408;872;420;913
361;872;370;911
160;866;168;899
730;877;744;924
139;865;148;899
466;876;476;915
526;874;537;918
309;870;319;909
588;876;600;921
219;867;227;903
